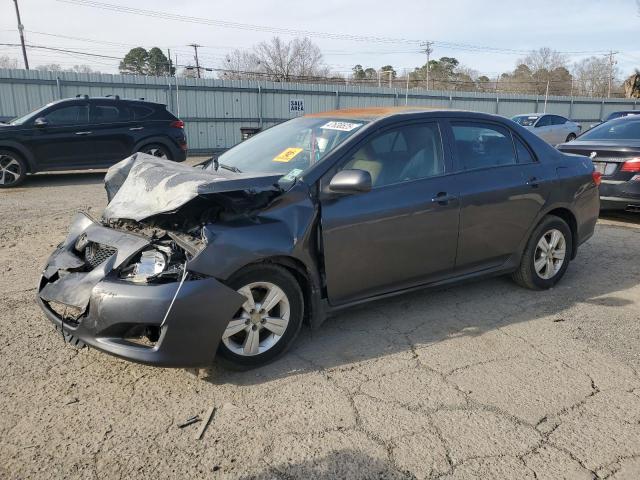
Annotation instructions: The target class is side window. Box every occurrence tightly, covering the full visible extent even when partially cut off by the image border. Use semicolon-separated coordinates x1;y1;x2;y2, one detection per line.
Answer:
43;105;89;125
91;104;126;123
451;122;517;170
514;136;535;164
342;123;444;187
536;116;551;127
130;105;154;120
551;115;567;125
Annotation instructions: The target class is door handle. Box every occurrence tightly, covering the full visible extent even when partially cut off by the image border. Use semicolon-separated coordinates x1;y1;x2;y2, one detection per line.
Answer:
527;176;540;188
129;126;144;131
75;131;92;135
431;192;457;205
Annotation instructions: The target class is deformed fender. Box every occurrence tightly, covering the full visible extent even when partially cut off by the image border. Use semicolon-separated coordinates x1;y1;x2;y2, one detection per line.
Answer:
187;181;327;327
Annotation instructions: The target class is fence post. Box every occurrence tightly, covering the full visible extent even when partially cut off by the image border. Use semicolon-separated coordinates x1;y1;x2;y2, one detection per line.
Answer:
258;84;263;128
56;77;62;99
449;94;453;109
634;99;638;111
395;89;399;107
495;94;499;114
599;100;605;122
535;95;539;113
569;95;574;119
335;90;340;109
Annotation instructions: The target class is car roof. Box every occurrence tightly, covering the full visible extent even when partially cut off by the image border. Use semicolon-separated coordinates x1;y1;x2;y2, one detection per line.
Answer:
304;106;455;121
49;97;164;107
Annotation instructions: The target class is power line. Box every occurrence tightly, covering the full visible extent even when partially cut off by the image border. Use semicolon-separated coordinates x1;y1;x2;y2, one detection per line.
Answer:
55;0;611;56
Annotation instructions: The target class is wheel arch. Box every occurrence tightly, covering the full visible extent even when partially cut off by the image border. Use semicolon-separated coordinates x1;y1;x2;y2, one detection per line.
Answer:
229;255;324;329
541;206;579;260
0;142;37;172
133;136;176;157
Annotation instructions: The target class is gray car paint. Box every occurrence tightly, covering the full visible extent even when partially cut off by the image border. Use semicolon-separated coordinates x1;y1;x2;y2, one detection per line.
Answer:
37;110;600;367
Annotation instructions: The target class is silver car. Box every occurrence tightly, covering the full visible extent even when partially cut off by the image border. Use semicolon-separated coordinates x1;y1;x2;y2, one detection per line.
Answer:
511;114;582;145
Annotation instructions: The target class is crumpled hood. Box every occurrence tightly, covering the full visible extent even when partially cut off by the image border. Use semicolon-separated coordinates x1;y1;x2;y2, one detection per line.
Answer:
103;153;282;222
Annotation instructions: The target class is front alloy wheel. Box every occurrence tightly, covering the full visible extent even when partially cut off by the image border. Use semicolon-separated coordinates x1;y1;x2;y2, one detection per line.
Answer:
222;282;290;356
217;264;304;369
0;152;26;187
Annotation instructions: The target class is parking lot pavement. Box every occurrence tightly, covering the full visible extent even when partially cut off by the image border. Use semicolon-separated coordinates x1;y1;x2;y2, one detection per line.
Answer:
1;166;639;479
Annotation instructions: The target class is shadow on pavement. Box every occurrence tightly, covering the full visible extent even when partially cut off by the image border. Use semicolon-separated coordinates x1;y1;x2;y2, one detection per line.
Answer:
239;449;404;480
201;219;640;387
19;171;106;188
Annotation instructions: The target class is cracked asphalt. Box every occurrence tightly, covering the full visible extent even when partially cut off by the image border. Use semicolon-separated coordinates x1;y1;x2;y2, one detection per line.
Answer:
1;164;640;479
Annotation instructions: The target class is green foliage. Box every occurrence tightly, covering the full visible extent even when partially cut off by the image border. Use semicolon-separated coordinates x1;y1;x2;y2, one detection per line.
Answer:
119;47;173;76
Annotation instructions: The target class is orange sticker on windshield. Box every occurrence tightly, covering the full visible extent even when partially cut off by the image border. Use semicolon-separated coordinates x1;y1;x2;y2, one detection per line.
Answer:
273;147;303;162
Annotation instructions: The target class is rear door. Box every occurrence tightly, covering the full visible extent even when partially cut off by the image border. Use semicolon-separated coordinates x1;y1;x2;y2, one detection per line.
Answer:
87;102;136;165
550;115;570;144
25;102;93;169
320;120;460;304
445;120;550;274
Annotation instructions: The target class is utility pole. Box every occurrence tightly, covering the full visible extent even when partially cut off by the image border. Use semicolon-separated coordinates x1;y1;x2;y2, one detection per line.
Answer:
421;41;434;90
12;0;29;70
607;50;618;98
188;43;202;78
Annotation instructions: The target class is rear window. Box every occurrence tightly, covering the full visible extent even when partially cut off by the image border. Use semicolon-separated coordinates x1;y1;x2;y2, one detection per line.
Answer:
580;119;640;140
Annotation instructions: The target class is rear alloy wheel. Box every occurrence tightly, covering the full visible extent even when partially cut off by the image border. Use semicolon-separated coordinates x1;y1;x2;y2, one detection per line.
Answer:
139;143;172;160
217;265;304;369
566;133;577;142
512;215;573;290
0;151;27;188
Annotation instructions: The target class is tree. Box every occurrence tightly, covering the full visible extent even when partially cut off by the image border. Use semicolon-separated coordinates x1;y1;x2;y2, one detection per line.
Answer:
36;63;63;72
220;37;327;82
147;47;173;76
380;65;397;79
573;56;614;97
0;56;18;69
119;47;149;75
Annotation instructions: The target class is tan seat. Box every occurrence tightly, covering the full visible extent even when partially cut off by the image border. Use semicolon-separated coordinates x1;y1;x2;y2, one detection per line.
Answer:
344;145;383;185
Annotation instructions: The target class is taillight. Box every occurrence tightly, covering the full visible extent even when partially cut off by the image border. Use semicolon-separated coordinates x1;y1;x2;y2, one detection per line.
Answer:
592;171;602;186
170;120;184;129
621;157;640;172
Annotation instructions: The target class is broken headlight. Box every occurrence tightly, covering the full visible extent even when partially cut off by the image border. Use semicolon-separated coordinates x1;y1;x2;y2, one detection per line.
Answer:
122;249;167;283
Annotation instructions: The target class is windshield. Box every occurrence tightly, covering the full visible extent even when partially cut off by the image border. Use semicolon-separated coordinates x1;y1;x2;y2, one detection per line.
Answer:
8;103;51;125
579;118;640;140
511;115;539;127
207;117;367;178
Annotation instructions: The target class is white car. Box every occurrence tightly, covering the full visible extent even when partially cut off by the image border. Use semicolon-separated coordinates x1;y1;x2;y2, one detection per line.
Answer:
511;114;582;145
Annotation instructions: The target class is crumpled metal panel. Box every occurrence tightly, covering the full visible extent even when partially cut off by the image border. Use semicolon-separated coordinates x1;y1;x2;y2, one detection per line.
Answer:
102;153;282;222
38;212;150;311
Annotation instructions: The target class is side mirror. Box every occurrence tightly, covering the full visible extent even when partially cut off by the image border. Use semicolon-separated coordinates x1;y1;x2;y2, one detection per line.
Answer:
328;169;372;194
34;117;49;127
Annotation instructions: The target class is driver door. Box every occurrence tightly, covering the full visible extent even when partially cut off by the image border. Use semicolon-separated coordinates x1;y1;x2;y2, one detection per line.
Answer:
319;121;460;305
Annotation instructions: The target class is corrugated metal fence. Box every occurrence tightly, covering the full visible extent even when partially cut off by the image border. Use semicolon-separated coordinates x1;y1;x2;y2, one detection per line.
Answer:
1;68;639;153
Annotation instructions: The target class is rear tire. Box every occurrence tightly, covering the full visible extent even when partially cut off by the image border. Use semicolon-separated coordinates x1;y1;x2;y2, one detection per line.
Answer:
566;133;577;142
217;264;304;369
512;215;573;290
0;150;27;188
138;143;173;160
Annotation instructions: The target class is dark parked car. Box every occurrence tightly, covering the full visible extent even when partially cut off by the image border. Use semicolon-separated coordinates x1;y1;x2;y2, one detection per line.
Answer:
37;108;600;369
587;111;640;130
558;115;640;212
0;96;187;187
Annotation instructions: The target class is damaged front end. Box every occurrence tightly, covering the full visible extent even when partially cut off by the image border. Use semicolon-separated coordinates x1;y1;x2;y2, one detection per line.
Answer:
35;153;293;367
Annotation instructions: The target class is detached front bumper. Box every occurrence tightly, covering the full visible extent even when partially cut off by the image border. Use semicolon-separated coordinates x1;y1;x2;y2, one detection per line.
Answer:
37;213;245;367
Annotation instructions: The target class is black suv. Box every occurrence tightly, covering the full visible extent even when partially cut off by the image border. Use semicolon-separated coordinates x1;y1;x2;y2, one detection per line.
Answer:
0;96;187;187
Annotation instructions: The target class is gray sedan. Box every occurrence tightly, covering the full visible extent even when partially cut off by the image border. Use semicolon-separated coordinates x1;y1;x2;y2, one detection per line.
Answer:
512;114;582;145
37;108;600;369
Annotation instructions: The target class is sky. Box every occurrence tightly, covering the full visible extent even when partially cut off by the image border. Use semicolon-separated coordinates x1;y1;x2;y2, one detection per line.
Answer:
1;0;639;79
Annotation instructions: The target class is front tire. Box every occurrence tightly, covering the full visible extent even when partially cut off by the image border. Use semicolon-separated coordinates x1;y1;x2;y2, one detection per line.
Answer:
512;215;573;290
0;150;27;188
217;264;304;369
